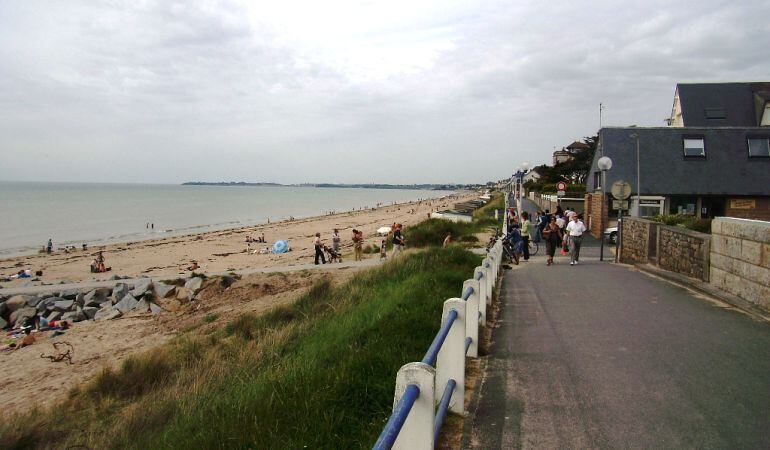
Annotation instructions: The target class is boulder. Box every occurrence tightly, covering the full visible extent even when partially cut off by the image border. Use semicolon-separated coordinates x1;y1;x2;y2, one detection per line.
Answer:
162;299;182;312
74;293;85;307
5;295;34;313
0;300;7;317
111;283;130;303
26;296;43;307
53;300;75;312
149;302;162;315
61;310;86;322
82;306;99;319
46;311;62;322
114;294;139;313
0;316;7;329
176;287;194;302
94;306;122;321
109;274;121;281
10;307;37;327
134;298;151;313
184;277;204;292
83;289;108;307
130;279;153;298
58;288;80;299
154;283;176;299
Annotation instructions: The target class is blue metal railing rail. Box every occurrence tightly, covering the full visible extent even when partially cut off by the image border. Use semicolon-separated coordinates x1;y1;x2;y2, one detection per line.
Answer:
373;235;504;450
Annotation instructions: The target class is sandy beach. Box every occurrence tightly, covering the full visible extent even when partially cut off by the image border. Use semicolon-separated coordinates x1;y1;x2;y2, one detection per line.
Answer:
0;192;476;287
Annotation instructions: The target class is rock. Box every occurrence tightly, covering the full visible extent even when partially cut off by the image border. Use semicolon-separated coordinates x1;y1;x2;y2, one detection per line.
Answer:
61;310;86;322
25;296;43;307
154;283;176;299
75;293;85;307
10;307;37;327
0;316;7;329
82;306;99;319
134;298;151;312
109;274;121;280
5;295;34;312
114;294;139;313
46;311;62;322
83;289;108;307
0;300;7;317
130;279;153;298
94;306;122;321
149;302;162;315
36;297;56;313
184;277;204;292
162;299;182;312
58;288;80;299
176;287;194;302
53;300;75;312
111;283;130;303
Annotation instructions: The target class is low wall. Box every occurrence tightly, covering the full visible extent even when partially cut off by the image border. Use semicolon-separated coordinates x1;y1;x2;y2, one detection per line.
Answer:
710;217;770;312
620;217;654;264
657;226;710;282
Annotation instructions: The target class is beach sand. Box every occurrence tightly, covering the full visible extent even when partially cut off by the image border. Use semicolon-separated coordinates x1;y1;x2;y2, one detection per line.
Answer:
0;192;477;286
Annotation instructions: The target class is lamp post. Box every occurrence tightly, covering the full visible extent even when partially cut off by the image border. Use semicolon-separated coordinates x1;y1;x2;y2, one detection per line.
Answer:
630;133;640;216
597;156;613;261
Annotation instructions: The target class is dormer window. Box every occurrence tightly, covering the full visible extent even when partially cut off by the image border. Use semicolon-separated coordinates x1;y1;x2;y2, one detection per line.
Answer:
748;137;770;157
683;137;705;157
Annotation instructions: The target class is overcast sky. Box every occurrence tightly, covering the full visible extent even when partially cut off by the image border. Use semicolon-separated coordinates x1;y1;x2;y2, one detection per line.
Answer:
1;0;768;185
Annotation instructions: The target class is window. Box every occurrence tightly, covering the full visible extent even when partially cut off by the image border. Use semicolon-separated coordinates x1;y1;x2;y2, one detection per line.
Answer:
593;171;601;189
748;137;770;157
704;107;726;119
683;138;705;157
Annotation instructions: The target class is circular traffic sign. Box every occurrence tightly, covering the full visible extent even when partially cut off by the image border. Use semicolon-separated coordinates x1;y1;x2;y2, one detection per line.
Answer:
556;181;568;191
611;180;632;199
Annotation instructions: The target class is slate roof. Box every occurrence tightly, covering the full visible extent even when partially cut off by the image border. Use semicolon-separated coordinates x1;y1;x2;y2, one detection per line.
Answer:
588;127;770;196
677;82;770;127
566;141;590;151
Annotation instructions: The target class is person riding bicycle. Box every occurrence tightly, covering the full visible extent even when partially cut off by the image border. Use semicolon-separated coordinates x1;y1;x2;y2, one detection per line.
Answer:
507;227;524;265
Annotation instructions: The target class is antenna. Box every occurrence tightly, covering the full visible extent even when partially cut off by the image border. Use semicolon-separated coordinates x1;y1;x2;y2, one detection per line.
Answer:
599;103;607;129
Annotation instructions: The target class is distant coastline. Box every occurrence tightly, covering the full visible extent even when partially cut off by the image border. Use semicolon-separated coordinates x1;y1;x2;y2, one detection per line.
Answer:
182;181;480;190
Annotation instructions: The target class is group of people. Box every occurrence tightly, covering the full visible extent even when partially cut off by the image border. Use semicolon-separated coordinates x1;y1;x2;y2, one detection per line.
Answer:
313;224;405;265
89;251;111;273
508;205;587;266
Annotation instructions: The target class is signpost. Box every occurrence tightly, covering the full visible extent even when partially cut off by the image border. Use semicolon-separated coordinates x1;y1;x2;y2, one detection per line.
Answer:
610;180;632;263
556;181;568;206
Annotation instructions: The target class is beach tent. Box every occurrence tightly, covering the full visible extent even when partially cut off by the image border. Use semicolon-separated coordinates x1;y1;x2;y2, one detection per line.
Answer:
272;240;289;254
377;226;392;236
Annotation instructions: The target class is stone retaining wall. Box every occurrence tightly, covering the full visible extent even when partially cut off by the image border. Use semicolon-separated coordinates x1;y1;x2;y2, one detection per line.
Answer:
710;217;770;312
657;226;710;282
620;217;654;264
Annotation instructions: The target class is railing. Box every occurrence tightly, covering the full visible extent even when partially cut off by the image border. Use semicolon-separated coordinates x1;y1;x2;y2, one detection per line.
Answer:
372;236;504;450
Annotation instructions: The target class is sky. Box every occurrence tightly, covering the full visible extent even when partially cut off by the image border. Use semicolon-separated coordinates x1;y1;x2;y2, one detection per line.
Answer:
1;0;769;185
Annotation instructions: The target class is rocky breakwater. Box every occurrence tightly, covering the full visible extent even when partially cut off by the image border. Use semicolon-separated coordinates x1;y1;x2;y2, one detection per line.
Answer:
0;277;208;332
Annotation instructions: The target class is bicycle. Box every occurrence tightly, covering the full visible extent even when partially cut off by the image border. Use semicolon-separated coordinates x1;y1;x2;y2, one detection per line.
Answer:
528;240;539;256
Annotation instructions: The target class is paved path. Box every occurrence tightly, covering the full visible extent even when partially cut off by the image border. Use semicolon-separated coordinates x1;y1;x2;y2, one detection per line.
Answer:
0;258;384;297
465;251;770;448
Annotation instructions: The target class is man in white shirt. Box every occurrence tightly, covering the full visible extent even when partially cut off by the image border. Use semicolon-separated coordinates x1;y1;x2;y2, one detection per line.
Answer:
565;214;587;265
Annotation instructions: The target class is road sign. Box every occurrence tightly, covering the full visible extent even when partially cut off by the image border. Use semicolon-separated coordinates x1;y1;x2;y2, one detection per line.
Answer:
612;200;630;210
556;181;568;191
611;180;632;200
557;190;566;197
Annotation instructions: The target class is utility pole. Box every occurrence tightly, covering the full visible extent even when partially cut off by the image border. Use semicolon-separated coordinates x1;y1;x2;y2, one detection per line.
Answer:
599;102;606;129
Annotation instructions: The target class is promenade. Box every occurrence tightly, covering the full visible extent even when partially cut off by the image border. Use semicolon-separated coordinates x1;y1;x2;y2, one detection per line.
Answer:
464;201;770;448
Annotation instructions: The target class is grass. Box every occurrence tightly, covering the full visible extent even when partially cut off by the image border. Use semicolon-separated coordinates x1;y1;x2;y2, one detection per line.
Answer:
0;246;480;450
649;214;712;234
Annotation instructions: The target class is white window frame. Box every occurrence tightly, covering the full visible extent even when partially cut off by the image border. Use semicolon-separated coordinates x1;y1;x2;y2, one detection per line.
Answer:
683;137;705;157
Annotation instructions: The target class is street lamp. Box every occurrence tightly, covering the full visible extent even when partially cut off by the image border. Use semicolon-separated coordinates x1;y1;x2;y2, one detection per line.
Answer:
597;156;612;261
630;133;640;216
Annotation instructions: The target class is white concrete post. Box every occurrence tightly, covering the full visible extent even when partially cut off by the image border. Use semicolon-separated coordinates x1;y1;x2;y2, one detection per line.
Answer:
486;253;498;284
462;279;480;358
482;258;493;303
435;298;466;414
473;267;487;325
393;362;436;450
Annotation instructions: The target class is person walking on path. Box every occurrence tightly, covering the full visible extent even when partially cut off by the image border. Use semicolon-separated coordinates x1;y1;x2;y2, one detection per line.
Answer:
331;229;341;254
565;214;587;265
313;232;326;265
542;216;563;266
46;238;53;254
352;229;363;261
392;224;405;257
520;212;532;261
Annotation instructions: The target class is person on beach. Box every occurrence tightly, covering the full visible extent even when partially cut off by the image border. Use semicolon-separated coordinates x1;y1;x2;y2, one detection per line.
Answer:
331;229;341;254
566;214;587;265
46;238;53;254
443;232;452;248
246;235;252;253
392;224;405;257
313;233;326;265
380;237;387;259
352;229;363;261
542;216;563;266
520;212;532;261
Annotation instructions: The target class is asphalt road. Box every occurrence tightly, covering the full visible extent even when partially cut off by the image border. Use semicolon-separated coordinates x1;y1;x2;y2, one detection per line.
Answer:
465;252;770;449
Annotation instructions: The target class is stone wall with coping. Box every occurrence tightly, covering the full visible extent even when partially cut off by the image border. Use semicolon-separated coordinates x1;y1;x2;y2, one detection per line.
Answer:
710;217;770;312
657;226;711;282
584;193;608;238
620;217;654;264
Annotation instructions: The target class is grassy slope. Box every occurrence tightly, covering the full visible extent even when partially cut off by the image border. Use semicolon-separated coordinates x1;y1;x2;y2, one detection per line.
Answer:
1;247;480;450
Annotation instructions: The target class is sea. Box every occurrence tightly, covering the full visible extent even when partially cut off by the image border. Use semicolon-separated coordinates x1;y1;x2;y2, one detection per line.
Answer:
0;182;454;258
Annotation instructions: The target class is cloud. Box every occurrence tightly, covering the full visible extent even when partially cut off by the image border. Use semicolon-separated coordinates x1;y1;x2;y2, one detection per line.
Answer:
1;0;768;184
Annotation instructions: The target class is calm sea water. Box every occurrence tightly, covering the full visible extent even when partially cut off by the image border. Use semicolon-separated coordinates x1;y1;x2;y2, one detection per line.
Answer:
0;182;453;257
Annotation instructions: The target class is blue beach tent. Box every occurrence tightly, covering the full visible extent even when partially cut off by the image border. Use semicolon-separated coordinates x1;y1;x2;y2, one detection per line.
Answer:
272;240;289;254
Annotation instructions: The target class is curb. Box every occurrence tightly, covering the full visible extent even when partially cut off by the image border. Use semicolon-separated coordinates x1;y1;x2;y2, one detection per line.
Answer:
634;263;770;323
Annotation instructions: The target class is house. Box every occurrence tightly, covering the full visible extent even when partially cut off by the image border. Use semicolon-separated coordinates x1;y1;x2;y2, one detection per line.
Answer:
566;141;591;153
552;148;572;165
522;167;543;184
584;82;770;237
